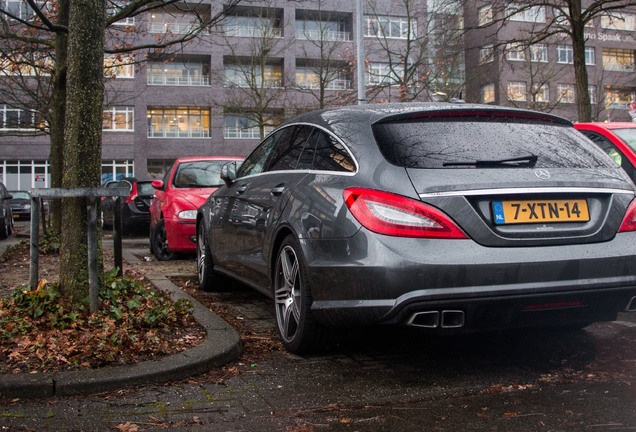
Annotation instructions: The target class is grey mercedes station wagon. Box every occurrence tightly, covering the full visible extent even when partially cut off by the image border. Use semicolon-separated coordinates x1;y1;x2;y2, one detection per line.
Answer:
196;103;636;353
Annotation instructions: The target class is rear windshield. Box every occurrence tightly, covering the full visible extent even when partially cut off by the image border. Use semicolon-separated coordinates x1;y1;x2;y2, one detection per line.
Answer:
173;160;226;188
373;116;616;169
10;191;30;199
612;128;636;151
136;182;155;196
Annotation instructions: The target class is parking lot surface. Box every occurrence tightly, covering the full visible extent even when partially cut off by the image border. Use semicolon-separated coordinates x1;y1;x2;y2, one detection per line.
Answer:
0;232;634;431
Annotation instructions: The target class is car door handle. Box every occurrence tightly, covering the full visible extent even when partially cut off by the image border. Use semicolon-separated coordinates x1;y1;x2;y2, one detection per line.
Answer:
237;185;247;194
271;185;285;195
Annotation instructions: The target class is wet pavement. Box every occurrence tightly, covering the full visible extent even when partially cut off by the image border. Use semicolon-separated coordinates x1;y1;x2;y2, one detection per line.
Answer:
0;228;635;431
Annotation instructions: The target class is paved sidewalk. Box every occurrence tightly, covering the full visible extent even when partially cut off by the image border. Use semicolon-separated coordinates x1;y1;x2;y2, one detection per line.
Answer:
0;227;243;399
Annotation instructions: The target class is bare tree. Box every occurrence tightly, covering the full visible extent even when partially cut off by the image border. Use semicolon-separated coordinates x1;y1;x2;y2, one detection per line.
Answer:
292;0;357;110
364;0;465;102
463;0;636;122
0;0;239;299
212;2;291;139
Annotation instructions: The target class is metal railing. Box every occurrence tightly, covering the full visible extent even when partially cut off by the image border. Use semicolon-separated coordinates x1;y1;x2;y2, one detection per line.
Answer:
147;126;210;138
295;29;351;42
147;75;210;86
29;187;129;313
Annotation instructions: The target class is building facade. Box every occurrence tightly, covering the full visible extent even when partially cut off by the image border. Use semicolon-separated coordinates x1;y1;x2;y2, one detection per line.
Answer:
463;1;636;122
1;0;467;190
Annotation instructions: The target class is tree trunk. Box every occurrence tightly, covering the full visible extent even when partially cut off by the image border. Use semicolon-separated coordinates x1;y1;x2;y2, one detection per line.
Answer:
569;0;592;122
59;0;106;301
48;0;69;233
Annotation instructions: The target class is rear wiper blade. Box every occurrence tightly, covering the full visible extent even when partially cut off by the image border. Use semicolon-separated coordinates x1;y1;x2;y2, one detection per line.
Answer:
443;155;538;168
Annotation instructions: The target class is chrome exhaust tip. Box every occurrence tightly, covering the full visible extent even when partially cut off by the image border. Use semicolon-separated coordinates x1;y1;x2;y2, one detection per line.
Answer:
441;310;465;328
626;296;636;312
408;311;440;328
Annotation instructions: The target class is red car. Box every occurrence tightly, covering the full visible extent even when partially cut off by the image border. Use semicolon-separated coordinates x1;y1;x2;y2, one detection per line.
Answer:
575;122;636;183
149;156;243;260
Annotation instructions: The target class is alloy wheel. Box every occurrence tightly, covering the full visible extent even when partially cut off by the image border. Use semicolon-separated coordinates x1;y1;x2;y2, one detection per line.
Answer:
275;245;302;343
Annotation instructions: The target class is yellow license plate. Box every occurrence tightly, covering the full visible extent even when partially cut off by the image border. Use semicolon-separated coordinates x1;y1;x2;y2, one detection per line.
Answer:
493;199;589;224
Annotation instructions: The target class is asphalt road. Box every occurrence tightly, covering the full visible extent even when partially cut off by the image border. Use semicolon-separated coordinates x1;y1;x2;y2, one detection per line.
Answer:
0;231;634;431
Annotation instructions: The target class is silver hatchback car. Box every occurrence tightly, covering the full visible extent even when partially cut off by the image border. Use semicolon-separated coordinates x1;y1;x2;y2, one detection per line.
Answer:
196;103;636;353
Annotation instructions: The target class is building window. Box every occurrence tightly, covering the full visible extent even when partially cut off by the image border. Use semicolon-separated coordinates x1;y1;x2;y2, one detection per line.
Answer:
101;160;134;184
557;45;573;64
507;81;526;101
223;114;275;139
107;1;135;26
366;62;403;85
530;44;548;62
605;88;636;109
364;15;416;39
478;5;493;26
223;14;282;38
601;12;636;31
4;0;33;20
147;107;210;138
557;84;575;103
531;84;550;102
103;106;134;131
295;65;351;90
0;53;52;76
0;105;40;130
149;11;200;34
224;62;283;88
481;83;495;103
588;85;597;104
506;43;526;61
0;160;49;190
585;47;596;65
296;19;350;41
104;54;134;79
506;4;545;23
479;45;494;64
148;59;210;86
602;48;635;72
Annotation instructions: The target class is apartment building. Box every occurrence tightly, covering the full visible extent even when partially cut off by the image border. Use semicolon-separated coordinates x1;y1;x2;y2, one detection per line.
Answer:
2;0;466;190
463;1;636;122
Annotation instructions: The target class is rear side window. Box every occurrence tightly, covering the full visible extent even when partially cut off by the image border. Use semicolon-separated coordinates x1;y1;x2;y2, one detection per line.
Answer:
309;130;356;172
373;116;616;169
267;126;314;171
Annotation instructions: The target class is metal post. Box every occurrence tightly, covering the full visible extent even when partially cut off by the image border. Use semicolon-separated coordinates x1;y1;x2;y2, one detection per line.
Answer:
356;0;366;105
39;198;47;236
113;196;123;276
87;195;99;313
29;196;40;290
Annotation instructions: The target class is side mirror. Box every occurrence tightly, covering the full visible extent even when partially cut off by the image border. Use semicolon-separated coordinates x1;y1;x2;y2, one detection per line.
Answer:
5;194;12;200
151;179;164;190
221;162;237;187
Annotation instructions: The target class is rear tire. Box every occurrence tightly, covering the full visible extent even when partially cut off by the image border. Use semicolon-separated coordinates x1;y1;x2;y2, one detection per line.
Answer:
152;219;174;261
197;219;216;291
0;215;7;240
274;234;330;354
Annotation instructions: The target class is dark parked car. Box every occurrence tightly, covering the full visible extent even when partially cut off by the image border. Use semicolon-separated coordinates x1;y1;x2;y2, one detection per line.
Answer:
7;190;32;220
196;103;636;354
102;177;154;234
575;123;636;183
0;182;14;239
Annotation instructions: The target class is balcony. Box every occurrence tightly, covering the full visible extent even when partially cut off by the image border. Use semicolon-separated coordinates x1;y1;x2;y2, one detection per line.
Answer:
296;29;351;42
224;126;274;139
223;25;283;38
147;75;210;86
147;126;209;138
297;79;352;90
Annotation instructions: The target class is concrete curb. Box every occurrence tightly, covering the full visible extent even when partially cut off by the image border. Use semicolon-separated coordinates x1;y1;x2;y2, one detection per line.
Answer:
0;272;243;399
